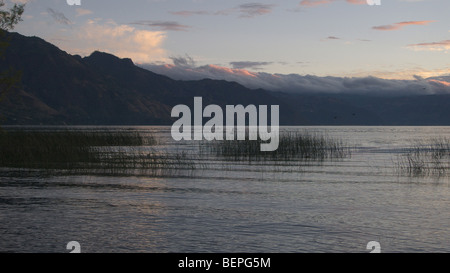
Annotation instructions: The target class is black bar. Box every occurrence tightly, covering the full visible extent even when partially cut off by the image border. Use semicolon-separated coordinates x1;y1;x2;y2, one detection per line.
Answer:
1;253;444;272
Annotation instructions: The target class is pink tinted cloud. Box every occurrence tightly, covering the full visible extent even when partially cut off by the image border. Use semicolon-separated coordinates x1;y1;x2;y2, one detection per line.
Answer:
373;20;435;31
429;79;450;87
207;64;258;78
346;0;367;4
300;0;334;7
300;0;367;7
142;61;450;95
408;40;450;51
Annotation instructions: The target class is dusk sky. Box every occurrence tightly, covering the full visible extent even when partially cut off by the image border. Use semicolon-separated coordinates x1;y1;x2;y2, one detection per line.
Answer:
7;0;450;83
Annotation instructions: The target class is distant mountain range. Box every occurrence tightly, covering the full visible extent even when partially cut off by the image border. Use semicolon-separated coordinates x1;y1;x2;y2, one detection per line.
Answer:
1;31;450;125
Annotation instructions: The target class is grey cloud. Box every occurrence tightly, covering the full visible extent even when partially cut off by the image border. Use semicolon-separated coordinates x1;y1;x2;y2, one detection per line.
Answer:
47;8;71;25
427;75;450;82
170;54;196;68
130;20;190;31
169;3;275;18
230;61;272;70
169;10;210;16
238;3;275;17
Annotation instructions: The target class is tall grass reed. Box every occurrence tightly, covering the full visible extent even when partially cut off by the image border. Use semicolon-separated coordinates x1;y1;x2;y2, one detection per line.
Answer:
201;131;351;162
396;137;450;176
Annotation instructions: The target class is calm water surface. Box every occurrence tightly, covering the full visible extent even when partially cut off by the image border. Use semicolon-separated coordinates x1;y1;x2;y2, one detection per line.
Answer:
0;126;449;253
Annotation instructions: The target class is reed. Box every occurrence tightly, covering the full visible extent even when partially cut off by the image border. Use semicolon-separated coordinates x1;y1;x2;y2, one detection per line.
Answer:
201;131;351;161
0;129;353;176
396;138;450;176
0;129;162;171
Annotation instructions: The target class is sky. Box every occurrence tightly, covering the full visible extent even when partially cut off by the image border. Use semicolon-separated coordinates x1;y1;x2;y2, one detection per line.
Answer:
5;0;450;93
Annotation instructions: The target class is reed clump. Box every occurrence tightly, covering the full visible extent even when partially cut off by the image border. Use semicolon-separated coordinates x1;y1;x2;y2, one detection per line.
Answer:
202;132;351;161
0;130;173;172
396;138;450;176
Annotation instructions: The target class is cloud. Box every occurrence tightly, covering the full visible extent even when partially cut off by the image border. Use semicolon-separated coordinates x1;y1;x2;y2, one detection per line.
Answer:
59;20;167;64
7;0;31;4
407;40;450;52
47;8;71;25
75;8;93;17
140;61;450;96
345;0;367;4
169;3;275;18
170;54;196;67
130;20;191;31
230;61;272;70
300;0;334;7
169;10;209;16
351;68;450;81
429;79;450;87
300;0;366;7
238;3;275;17
372;20;435;31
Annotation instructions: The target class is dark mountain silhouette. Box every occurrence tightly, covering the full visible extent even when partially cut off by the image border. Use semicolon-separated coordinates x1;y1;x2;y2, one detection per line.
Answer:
1;31;450;125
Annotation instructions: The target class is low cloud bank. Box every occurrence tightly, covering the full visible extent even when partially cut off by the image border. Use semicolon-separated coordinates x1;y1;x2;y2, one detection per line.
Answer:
140;63;450;97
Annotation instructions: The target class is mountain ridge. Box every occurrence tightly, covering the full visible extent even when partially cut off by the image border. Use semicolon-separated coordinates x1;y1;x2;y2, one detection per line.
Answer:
1;31;450;125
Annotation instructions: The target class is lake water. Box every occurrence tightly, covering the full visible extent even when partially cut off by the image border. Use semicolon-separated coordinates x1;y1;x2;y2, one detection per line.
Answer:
0;126;449;253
